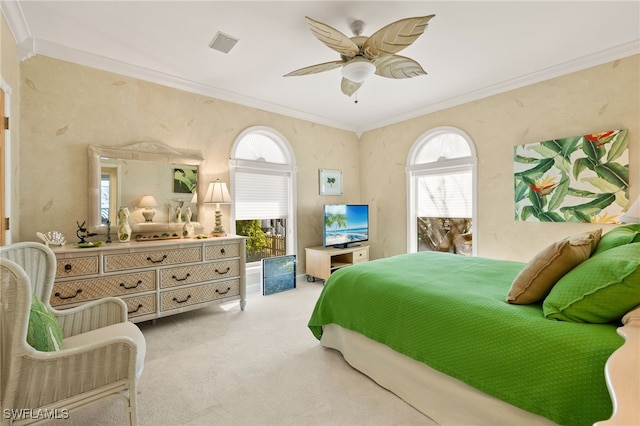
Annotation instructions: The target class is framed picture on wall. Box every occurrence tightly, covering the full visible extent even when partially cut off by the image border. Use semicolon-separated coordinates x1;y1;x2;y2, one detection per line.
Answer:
514;129;629;222
173;166;198;194
319;169;343;195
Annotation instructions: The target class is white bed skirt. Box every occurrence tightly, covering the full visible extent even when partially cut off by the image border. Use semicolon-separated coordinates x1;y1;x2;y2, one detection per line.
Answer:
321;323;557;426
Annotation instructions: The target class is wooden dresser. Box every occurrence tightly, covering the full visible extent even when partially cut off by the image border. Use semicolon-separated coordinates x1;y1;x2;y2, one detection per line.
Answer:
50;236;246;323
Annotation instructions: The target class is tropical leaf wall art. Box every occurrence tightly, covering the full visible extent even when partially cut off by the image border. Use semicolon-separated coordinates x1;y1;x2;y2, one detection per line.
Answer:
514;129;629;223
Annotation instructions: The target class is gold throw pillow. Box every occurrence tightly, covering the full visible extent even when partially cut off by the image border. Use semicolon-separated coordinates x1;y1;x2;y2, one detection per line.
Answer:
506;229;601;304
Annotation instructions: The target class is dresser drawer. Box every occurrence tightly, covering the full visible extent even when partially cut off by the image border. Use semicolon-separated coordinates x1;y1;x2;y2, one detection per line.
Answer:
55;256;99;279
159;260;240;289
51;271;156;306
205;243;240;260
160;279;240;311
51;236;246;319
104;247;202;272
123;294;157;319
352;248;369;264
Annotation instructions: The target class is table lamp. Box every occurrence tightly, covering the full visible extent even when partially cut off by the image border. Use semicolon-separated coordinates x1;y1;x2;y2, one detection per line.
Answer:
203;180;232;236
138;195;158;222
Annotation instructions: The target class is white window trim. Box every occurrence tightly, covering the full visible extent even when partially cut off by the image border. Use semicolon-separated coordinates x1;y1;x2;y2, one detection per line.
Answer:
233;125;294;165
229;126;298;266
406;126;477;254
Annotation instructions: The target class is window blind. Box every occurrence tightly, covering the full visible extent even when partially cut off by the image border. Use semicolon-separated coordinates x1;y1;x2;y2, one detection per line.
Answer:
416;170;472;218
235;169;289;220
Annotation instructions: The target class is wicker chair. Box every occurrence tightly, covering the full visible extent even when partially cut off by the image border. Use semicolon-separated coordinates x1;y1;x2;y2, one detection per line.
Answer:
0;242;145;425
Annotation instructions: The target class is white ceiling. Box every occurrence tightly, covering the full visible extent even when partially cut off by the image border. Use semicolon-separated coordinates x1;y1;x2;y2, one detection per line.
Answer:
3;1;640;135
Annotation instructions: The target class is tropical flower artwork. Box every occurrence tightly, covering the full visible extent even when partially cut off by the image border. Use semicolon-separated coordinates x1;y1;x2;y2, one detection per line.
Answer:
514;129;629;223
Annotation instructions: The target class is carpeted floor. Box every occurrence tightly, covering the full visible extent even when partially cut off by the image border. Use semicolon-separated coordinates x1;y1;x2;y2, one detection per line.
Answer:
53;281;437;426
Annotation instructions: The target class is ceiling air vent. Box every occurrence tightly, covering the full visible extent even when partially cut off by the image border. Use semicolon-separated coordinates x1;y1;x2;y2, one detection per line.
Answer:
209;31;239;54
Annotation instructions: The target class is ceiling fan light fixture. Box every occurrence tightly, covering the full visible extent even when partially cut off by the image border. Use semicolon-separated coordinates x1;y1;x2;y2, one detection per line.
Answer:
341;58;376;83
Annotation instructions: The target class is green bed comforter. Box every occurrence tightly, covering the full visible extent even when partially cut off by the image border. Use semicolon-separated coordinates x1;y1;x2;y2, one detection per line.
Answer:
308;251;624;426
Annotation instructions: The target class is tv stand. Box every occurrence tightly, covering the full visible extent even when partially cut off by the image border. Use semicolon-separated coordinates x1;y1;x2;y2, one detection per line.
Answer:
305;245;369;282
336;243;361;249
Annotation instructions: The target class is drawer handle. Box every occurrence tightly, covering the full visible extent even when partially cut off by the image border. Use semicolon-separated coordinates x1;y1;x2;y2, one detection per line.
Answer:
128;304;143;314
147;254;168;264
216;287;231;295
220;248;226;255
54;289;82;300
120;280;142;290
64;264;73;272
215;267;231;275
172;273;191;282
172;295;191;304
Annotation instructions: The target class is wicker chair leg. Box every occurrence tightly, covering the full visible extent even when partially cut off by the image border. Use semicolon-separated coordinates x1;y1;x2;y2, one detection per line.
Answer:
126;389;138;426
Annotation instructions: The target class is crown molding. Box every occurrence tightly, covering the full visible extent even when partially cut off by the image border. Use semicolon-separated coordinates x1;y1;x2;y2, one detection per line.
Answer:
1;1;36;60
1;0;30;44
36;35;638;138
6;2;638;138
357;40;640;134
30;37;359;134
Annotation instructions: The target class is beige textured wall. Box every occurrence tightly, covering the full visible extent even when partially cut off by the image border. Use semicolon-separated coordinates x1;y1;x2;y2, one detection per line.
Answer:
1;13;21;242
16;53;640;269
360;55;640;262
19;55;360;272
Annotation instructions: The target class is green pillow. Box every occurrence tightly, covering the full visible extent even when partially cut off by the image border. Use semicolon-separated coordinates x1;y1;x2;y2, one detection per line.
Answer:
592;224;640;255
543;242;640;323
27;295;63;351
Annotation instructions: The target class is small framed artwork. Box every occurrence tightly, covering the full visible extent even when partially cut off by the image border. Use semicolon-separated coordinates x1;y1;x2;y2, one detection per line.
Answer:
262;255;297;296
173;166;198;194
319;169;343;195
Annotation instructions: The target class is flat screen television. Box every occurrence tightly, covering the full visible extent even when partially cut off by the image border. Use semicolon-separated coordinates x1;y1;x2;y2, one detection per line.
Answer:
323;204;369;248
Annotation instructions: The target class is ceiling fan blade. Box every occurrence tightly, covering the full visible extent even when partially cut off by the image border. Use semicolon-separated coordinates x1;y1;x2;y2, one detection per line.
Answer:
374;55;426;79
341;78;363;97
363;15;435;58
284;60;344;77
305;16;360;58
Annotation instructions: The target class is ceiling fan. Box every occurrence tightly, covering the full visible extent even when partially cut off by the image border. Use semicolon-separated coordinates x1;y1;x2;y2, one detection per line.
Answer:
284;14;435;97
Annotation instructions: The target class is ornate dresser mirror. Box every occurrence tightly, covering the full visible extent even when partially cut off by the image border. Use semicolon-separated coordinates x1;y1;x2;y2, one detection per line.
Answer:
88;141;204;235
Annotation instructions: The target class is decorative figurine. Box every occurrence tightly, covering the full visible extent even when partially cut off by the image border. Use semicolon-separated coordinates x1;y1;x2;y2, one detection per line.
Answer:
175;205;182;224
183;206;194;237
76;221;97;244
36;231;67;247
117;207;131;242
106;219;112;243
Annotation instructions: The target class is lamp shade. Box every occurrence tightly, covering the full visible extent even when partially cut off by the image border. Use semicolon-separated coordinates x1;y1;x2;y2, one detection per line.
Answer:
621;197;640;223
341;58;376;83
138;195;158;208
203;180;232;204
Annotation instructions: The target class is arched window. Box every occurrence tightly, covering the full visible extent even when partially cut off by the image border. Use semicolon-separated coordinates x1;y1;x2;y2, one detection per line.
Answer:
406;127;477;255
230;126;297;267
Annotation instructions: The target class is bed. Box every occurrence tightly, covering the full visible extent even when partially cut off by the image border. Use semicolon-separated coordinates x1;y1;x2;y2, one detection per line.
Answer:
307;232;640;426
